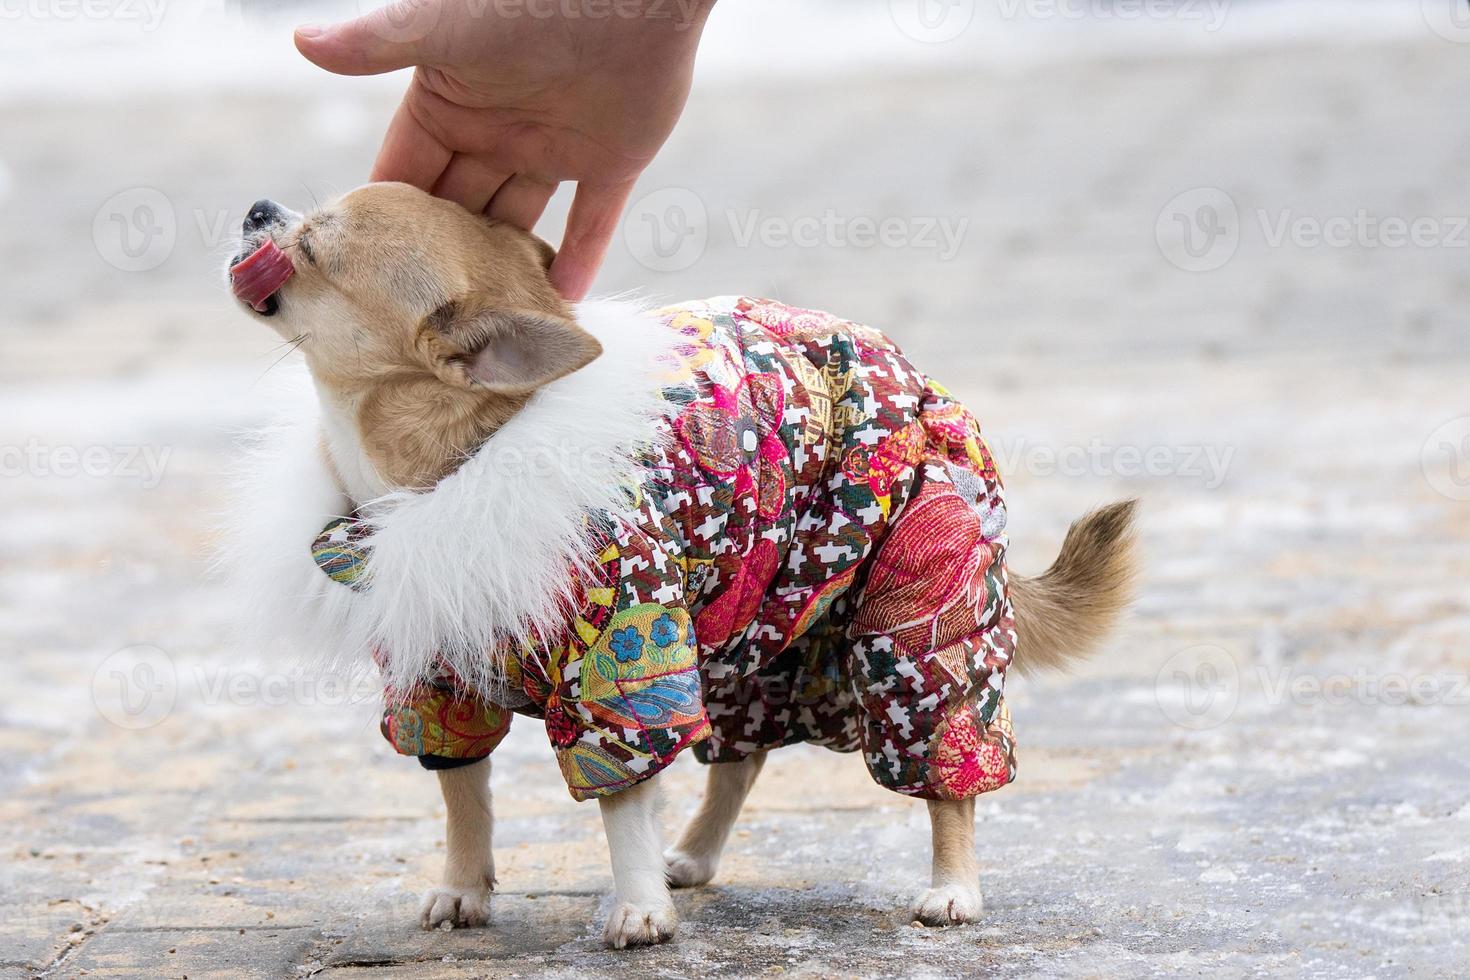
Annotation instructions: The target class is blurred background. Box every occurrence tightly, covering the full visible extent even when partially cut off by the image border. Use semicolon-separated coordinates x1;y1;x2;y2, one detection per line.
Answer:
3;1;1468;976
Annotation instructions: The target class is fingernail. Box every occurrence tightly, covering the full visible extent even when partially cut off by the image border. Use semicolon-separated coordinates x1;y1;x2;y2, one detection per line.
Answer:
296;24;325;39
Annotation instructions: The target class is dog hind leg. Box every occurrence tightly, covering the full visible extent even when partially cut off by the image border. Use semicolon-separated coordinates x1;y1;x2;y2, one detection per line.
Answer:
912;796;983;926
664;751;767;887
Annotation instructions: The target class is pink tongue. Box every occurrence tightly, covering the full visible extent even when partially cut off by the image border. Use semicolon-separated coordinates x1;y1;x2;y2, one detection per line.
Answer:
230;238;295;311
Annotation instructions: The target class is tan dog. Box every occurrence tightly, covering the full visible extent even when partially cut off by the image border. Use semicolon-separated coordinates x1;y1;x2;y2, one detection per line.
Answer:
228;182;1136;948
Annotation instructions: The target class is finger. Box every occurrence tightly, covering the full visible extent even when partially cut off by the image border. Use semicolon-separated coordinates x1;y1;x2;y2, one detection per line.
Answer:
486;175;558;232
550;179;637;302
370;97;453;190
294;1;435;76
432;155;510;214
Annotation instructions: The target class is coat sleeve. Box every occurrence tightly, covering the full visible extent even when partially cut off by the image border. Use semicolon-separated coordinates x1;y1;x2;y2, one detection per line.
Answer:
309;516;515;767
310;516;372;591
540;509;712;801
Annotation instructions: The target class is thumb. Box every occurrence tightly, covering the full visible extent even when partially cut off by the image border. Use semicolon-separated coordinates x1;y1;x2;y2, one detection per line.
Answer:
294;1;441;76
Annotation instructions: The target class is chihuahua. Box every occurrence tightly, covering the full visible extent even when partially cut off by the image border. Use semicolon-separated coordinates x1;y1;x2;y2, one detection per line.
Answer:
228;182;1136;948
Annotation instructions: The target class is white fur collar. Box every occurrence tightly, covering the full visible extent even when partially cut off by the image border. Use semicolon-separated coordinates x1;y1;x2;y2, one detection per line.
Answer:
229;298;680;696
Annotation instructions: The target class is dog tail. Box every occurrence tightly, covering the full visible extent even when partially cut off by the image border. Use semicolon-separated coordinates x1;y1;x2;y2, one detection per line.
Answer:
1009;499;1139;676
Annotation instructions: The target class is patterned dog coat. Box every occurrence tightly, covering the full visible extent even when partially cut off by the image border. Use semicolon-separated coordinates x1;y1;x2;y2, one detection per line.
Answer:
309;297;1017;802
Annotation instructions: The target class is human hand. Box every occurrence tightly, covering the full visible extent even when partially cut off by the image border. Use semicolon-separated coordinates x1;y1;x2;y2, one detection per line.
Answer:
295;0;716;299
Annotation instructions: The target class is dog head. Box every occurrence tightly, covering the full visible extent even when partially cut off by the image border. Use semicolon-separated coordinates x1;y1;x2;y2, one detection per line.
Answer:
227;182;603;495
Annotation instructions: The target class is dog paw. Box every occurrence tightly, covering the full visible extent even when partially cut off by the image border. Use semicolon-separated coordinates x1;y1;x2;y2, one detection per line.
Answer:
664;848;718;888
603;900;678;949
912;883;983;926
420;883;491;930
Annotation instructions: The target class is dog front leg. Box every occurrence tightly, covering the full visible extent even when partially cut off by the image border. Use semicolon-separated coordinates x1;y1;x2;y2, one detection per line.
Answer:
598;772;677;948
912;796;984;926
420;758;496;929
665;751;766;887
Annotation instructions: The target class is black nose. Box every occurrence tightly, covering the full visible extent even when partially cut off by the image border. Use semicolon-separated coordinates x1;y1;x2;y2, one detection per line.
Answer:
242;199;284;235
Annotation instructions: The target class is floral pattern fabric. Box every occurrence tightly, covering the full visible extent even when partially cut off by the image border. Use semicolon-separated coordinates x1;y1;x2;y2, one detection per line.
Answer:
311;297;1017;802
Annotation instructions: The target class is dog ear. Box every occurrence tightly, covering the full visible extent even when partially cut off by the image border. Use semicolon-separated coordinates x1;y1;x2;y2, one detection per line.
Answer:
424;300;603;395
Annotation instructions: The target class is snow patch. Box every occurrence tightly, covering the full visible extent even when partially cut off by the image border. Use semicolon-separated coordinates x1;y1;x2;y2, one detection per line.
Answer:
1199;866;1239;884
